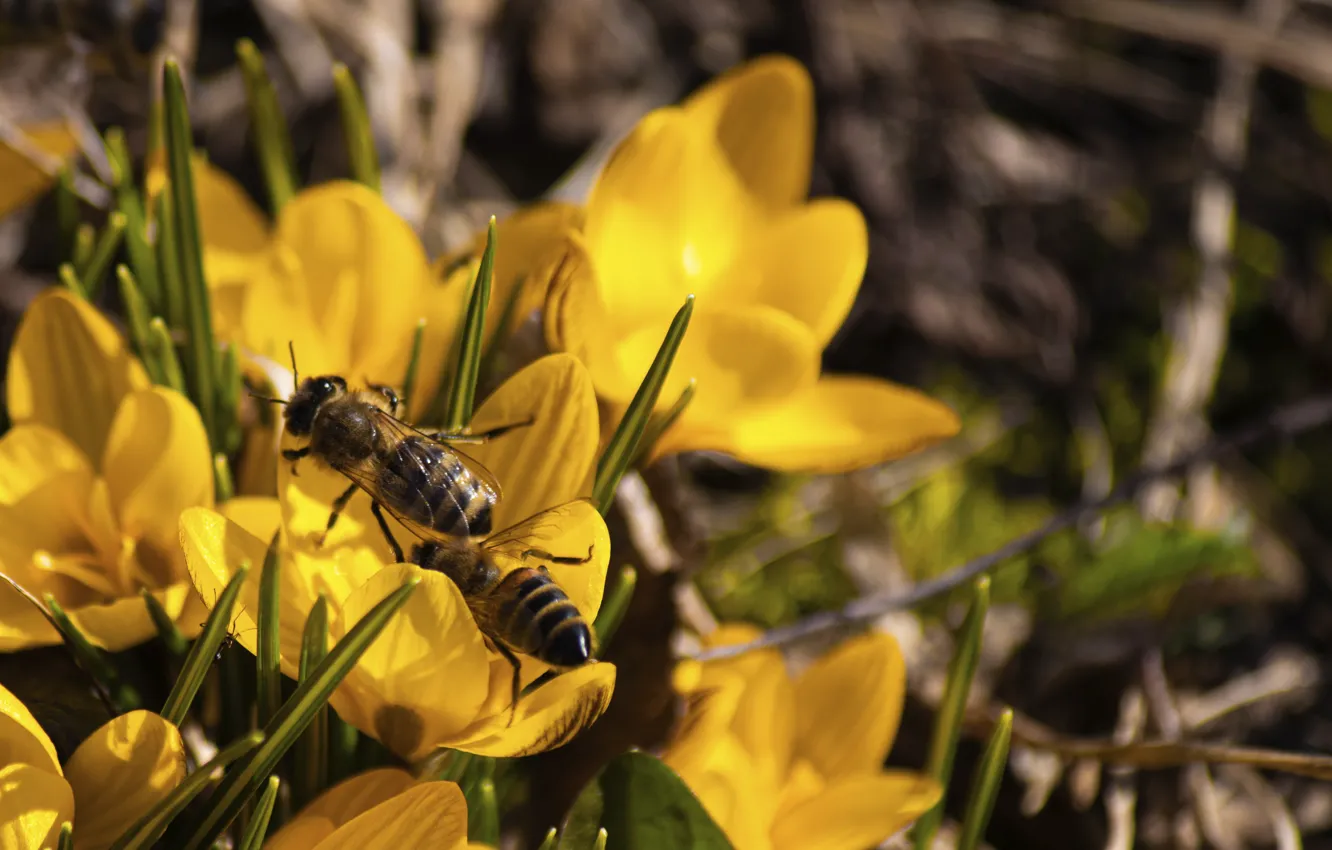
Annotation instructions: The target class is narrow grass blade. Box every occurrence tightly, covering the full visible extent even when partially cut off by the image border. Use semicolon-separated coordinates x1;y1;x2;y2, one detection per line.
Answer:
593;294;694;514
56;166;78;258
108;731;264;850
214;454;235;503
81;211;126;298
432;750;474;783
332;64;380;191
160;564;251;726
631;378;695;467
956;708;1012;850
147;318;187;395
154;191;185;331
216;343;243;455
72;223;95;272
57;823;73;850
162;59;219;447
401;317;426;409
105;128;160;309
141;588;188;657
237;775;281;850
445;218;497;433
476;272;526;382
328;715;359;785
256;531;282;728
116;265;162;382
236;39;297;213
43;594;140;711
593;828;608;850
471;779;499;847
180;577;421;849
294;596;329;811
913;576;992;850
537;828;558;850
593;565;636;650
58;263;86;299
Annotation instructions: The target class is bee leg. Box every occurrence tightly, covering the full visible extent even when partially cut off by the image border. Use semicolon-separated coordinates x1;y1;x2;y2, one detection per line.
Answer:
317;483;359;548
493;641;523;727
369;500;405;563
281;446;310;477
520;546;595;565
367;383;402;416
426;416;536;445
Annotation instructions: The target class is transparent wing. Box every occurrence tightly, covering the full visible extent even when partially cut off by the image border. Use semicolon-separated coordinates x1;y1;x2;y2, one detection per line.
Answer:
482;497;608;626
482;498;599;562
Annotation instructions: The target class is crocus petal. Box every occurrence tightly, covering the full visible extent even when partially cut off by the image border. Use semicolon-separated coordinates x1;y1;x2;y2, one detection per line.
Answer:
592;305;820;429
720;375;961;474
190;155;269;291
756;200;866;346
793;631;906;779
466;353;600;532
310;782;468;850
770;771;941;850
265;768;417;850
328;565;490;761
0;763;72;850
6;289;150;463
676;738;775;850
0;120;80;216
584;108;761;321
542;233;607;363
449;662;615;758
240;244;346;375
663;672;744;778
64;711;185;850
102;388;213;579
489;497;609;626
695;624;795;781
65;583;193;653
681;55;814;208
0;423;88;503
0;682;59;774
269;182;431;382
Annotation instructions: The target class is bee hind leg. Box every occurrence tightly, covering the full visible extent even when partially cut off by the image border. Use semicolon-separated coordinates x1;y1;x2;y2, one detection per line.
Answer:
369;500;405;563
520;546;594;565
427;416;535;445
494;641;523;728
317;483;359;548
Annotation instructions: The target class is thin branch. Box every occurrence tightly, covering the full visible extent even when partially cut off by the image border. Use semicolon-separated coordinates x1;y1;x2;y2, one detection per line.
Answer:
691;391;1332;661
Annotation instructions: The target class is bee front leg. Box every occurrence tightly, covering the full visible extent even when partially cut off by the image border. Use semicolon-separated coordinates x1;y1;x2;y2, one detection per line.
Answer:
318;483;359;548
520;546;594;565
493;641;523;728
282;446;310;477
369;500;405;563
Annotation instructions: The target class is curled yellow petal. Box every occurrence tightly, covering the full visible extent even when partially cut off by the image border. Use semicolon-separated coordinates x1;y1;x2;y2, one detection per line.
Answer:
755;199;866;347
0;682;59;775
770;771;941;850
328;565;490;761
309;781;468;850
0;763;72;850
793;631;906;779
682;55;814;208
6;289;150;463
64;710;185;850
102;388;213;574
467;353;600;532
450;661;615;758
265;768;417;850
542;233;607;362
0;120;80;217
722;376;961;474
65;583;193;653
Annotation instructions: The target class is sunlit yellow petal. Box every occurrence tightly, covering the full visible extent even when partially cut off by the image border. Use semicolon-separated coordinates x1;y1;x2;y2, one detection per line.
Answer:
66;582;193;653
770;771;941;850
193;156;269;286
793;631;906;779
0;120;80;217
755;200;866;346
677;737;775;850
309;781;468;850
265;768;417;850
328;565;490;761
492;498;609;628
240;244;345;375
0;763;72;850
467;353;600;531
102;388;213;576
592;305;820;431
408;278;467;423
0;682;59;774
6;289;150;463
0;423;88;503
542;233;607;363
722;375;961;474
696;624;794;779
663;672;743;778
681;55;813;208
270;182;431;382
65;711;184;850
449;662;615;758
584;108;760;320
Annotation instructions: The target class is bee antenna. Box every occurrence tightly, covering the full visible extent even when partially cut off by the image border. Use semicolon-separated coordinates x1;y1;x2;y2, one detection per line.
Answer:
248;390;288;406
288;340;299;386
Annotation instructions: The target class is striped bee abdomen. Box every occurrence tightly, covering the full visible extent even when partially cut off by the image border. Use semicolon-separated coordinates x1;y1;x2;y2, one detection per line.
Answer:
377;436;494;537
495;569;592;669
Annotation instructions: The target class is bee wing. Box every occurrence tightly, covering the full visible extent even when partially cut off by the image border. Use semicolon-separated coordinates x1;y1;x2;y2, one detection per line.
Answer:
481;498;598;560
382;412;506;501
482;498;608;620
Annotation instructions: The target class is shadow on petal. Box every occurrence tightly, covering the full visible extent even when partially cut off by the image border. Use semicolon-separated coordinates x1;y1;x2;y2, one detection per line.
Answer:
449;662;615;758
266;768;417;850
0;682;60;774
69;583;193;653
308;781;468;850
0;763;73;850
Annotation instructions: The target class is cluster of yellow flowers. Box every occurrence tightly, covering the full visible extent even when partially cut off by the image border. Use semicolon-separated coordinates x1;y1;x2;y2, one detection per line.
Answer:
0;55;959;849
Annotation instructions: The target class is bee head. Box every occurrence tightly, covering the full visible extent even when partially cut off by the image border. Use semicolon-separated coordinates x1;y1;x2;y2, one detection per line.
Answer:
284;375;347;436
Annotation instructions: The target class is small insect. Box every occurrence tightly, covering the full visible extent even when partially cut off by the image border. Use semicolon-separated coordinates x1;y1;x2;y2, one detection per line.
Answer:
409;500;598;720
261;345;528;562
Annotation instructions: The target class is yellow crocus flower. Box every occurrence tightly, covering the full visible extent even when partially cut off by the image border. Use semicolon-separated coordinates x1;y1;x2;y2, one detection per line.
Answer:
543;56;961;473
0;121;81;219
180;353;615;761
664;626;940;850
264;768;478;850
0;290;212;650
0;682;184;850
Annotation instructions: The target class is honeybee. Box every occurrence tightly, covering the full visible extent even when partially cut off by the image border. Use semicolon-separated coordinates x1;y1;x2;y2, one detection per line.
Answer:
410;500;598;718
271;348;526;562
